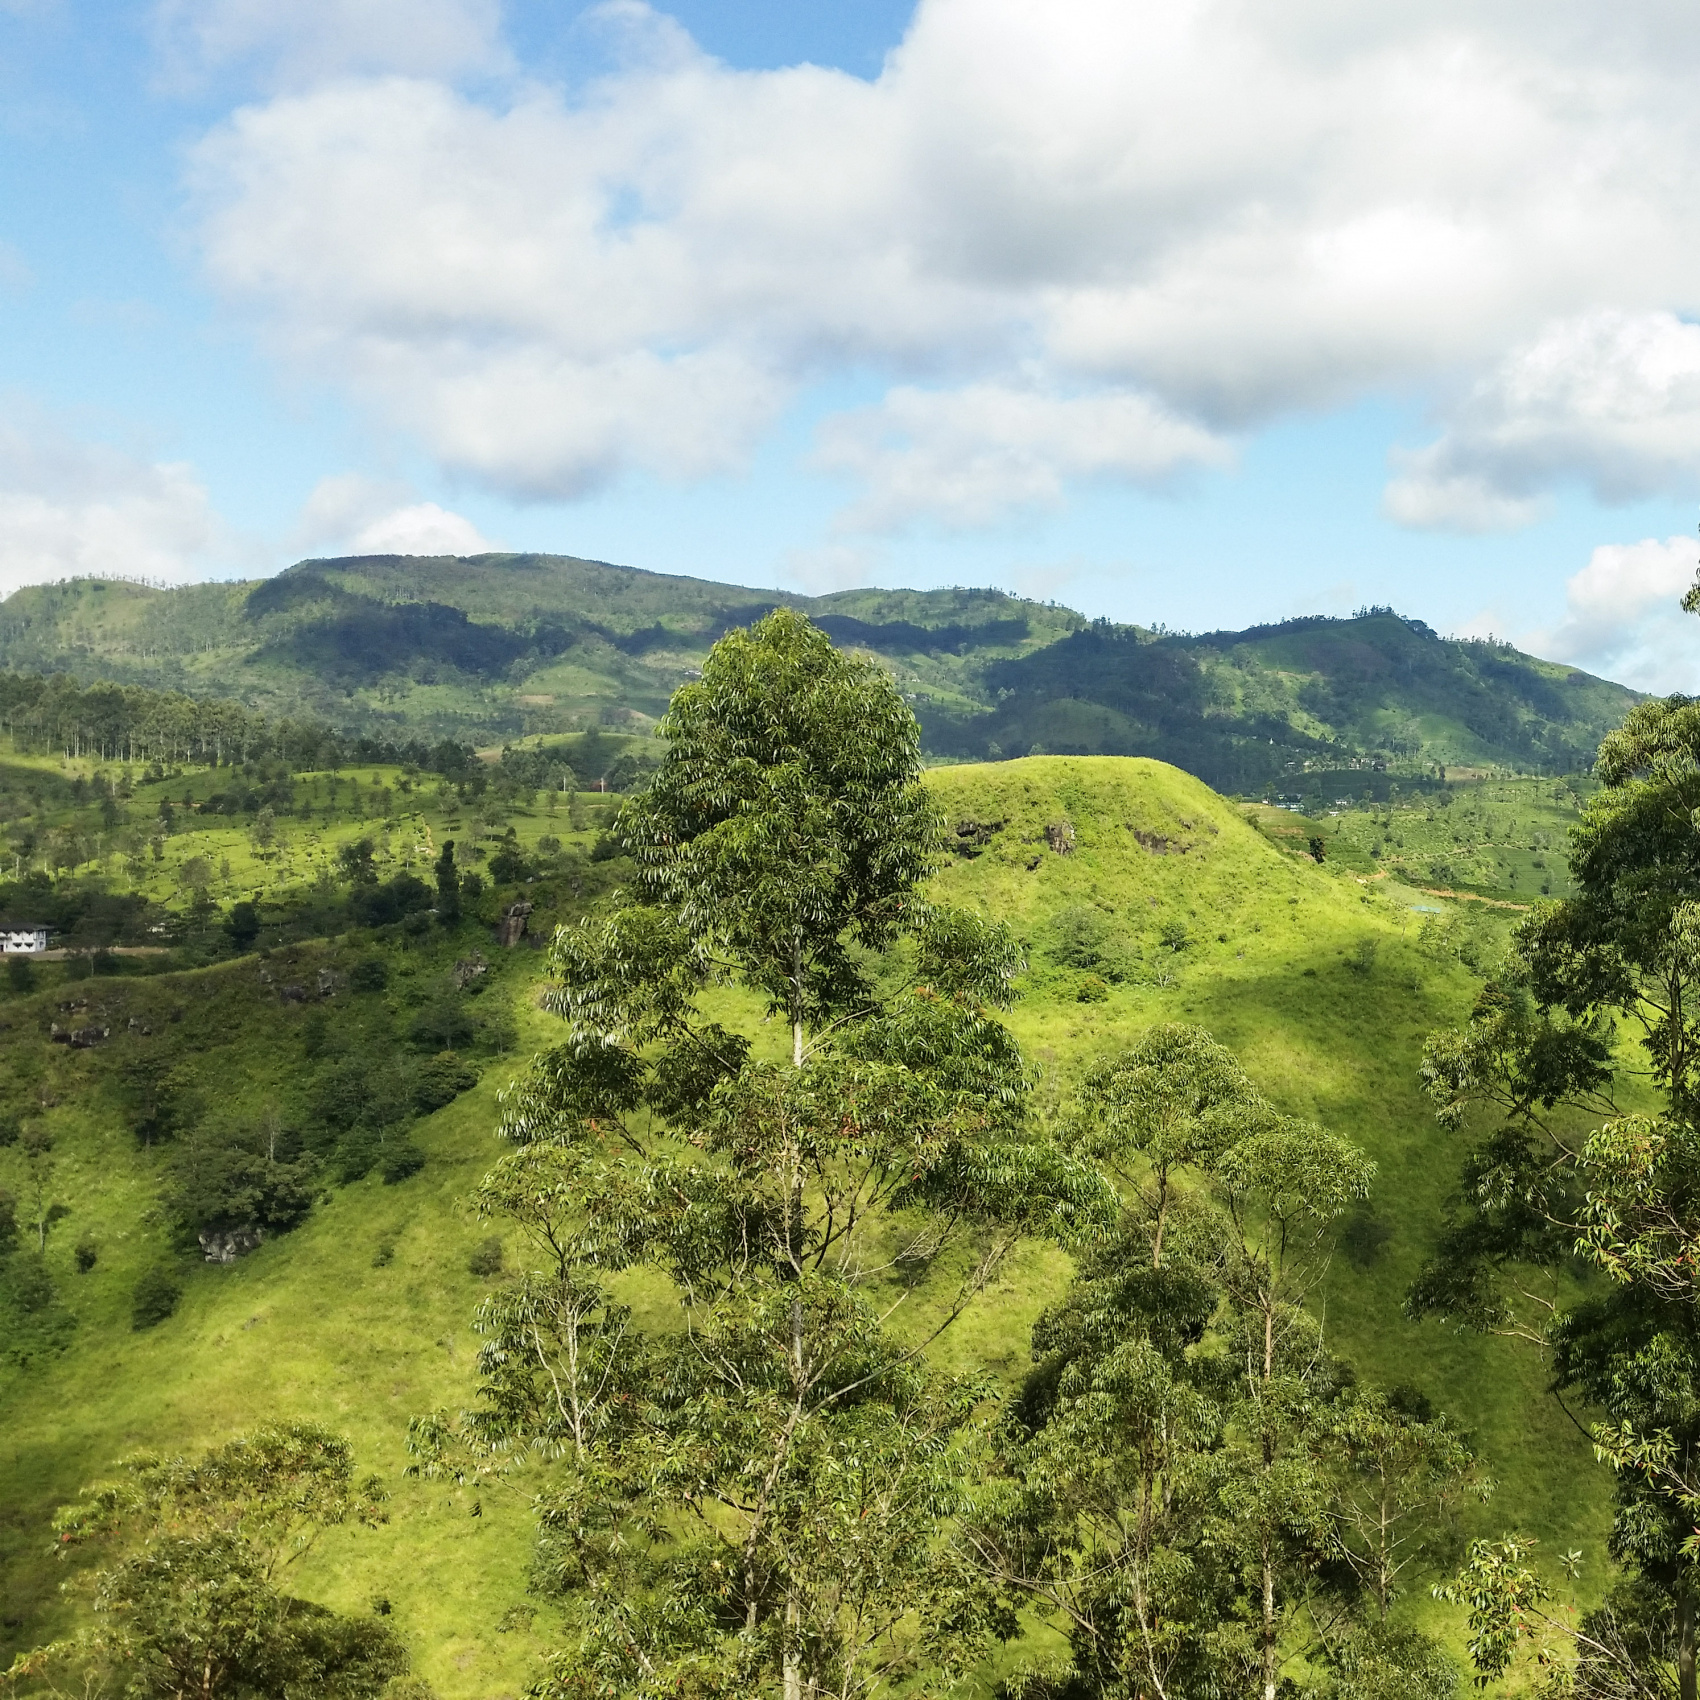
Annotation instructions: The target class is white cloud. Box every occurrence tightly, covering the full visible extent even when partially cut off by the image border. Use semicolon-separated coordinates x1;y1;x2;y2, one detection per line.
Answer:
289;471;412;551
153;0;506;90
184;0;1700;528
1532;534;1700;692
817;385;1231;533
0;411;236;596
347;501;497;555
1388;313;1700;529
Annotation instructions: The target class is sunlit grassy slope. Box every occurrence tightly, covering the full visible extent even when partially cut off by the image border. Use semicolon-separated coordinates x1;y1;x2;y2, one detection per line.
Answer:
0;757;1612;1693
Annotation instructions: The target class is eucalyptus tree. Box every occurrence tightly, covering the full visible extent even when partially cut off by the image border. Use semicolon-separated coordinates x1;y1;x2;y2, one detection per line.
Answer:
975;1026;1460;1700
414;610;1111;1700
2;1424;409;1700
1414;696;1700;1697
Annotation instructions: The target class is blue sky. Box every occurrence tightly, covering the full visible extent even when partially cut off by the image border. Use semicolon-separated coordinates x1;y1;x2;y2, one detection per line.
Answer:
1;0;1698;690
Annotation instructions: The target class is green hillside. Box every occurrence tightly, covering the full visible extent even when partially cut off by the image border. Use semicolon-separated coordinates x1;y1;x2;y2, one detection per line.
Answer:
0;559;1636;789
0;744;1616;1693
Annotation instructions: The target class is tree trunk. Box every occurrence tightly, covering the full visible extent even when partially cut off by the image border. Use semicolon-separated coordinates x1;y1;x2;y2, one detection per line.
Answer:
1680;1584;1696;1700
1261;1539;1276;1700
784;1594;802;1700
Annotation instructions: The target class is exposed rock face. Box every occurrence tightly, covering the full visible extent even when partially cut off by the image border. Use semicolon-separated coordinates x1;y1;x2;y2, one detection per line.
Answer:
453;953;488;988
199;1225;264;1263
50;1023;110;1047
497;903;533;948
1045;819;1076;854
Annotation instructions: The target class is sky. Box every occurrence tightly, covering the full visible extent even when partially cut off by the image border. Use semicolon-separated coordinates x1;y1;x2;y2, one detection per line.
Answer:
2;1;1700;691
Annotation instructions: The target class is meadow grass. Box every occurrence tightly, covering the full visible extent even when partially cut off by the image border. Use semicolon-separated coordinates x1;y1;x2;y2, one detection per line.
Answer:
0;755;1618;1692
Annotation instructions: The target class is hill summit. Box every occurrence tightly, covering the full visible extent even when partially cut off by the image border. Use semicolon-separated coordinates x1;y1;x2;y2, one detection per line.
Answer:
0;555;1637;790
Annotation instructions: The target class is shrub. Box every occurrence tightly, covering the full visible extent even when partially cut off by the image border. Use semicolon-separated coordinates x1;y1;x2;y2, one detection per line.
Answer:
131;1266;183;1330
335;1129;382;1183
6;955;34;993
1076;975;1110;1004
467;1236;504;1277
1159;920;1189;953
414;1052;477;1113
74;1237;98;1273
224;901;261;952
1049;904;1118;974
488;843;531;884
372;1241;394;1267
380;1142;426;1185
349;957;389;993
407;995;475;1053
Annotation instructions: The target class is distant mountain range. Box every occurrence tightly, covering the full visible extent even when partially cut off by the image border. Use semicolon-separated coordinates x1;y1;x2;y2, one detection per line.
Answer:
0;554;1639;792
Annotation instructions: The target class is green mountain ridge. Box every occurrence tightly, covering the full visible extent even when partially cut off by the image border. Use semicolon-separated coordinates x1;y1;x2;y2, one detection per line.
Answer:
0;555;1639;790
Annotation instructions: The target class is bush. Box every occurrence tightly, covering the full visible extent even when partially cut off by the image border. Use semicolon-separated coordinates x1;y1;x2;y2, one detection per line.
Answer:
407;995;476;1053
372;1240;394;1268
74;1237;98;1273
224;901;261;952
414;1052;477;1113
1076;975;1110;1004
132;1266;183;1330
165;1127;318;1239
349;957;389;993
6;955;34;993
380;1142;426;1185
335;1128;382;1183
488;843;531;884
467;1236;504;1277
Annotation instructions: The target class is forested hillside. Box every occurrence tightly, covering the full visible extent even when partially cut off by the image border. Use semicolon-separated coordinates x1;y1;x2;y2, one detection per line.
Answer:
0;557;1635;789
9;604;1699;1696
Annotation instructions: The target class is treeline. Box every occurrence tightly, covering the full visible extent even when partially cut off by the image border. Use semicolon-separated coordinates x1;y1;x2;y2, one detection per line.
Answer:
0;670;477;775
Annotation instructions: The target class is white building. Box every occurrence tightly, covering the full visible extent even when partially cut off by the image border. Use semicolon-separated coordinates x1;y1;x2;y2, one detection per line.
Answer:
1;925;50;954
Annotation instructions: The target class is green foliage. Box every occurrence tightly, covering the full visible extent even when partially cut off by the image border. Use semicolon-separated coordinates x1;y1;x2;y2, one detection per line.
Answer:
620;606;942;1049
412;1052;476;1114
163;1124;316;1242
1418;692;1700;1683
465;1237;503;1278
130;1267;182;1331
379;1142;426;1186
982;1025;1479;1698
3;1424;409;1699
418;613;1111;1699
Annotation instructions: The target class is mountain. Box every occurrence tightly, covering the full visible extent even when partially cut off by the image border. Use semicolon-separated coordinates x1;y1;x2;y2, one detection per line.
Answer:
0;556;1638;788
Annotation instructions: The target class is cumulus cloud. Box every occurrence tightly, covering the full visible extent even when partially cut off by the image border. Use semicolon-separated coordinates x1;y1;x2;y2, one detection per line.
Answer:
817;385;1230;532
183;0;1700;528
0;412;235;597
348;501;497;555
153;0;506;90
1532;534;1700;692
1388;313;1700;529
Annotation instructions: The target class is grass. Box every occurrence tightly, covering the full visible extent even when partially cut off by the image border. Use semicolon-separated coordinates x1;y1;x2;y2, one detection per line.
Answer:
0;754;1620;1692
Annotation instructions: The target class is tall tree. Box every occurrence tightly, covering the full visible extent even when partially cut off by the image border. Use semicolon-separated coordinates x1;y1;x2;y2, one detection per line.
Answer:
1415;695;1700;1697
976;1026;1463;1700
414;610;1111;1700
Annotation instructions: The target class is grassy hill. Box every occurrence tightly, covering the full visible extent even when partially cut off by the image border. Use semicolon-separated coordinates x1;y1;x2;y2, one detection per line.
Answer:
0;559;1637;790
0;746;1619;1693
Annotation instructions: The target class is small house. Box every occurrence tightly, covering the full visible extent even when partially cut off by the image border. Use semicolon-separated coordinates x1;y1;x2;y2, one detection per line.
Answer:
0;925;50;955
